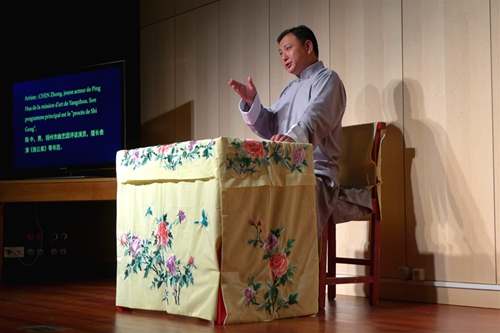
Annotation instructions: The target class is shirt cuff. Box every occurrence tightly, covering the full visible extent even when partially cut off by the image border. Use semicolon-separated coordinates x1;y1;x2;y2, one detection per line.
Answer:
239;94;262;126
286;123;309;144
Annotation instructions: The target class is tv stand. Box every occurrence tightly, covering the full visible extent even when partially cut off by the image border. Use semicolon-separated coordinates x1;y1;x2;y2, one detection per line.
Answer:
0;177;116;279
30;175;105;180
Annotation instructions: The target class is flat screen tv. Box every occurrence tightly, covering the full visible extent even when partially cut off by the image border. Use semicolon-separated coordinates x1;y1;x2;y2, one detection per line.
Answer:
9;61;137;179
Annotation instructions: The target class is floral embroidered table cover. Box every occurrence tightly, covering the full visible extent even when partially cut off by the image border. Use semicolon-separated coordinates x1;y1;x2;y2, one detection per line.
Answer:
115;137;319;324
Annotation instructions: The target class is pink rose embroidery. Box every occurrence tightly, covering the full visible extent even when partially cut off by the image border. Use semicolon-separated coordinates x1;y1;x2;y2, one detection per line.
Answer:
268;252;289;279
244;220;298;314
243;140;265;158
120;232;128;245
155;221;169;247
293;147;305;165
158;144;173;155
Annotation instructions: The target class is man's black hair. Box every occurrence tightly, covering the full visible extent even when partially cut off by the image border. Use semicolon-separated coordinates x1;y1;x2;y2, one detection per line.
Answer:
277;25;319;58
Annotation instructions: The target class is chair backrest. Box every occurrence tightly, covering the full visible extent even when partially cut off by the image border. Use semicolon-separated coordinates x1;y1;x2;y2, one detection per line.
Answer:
337;122;386;189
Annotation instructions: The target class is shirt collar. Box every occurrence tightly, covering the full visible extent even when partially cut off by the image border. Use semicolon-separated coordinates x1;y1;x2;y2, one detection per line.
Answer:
299;61;324;80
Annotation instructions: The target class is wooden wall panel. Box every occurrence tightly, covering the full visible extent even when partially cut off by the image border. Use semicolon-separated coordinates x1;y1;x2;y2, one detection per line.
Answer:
141;107;177;146
330;1;405;283
218;0;269;140
403;0;495;284
175;0;217;15
140;19;175;125
269;0;330;100
492;0;500;285
175;3;219;140
140;0;216;26
140;0;175;27
330;0;402;125
141;102;192;146
139;0;500;305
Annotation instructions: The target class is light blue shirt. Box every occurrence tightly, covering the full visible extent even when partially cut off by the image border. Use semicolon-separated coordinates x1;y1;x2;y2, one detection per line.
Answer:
239;61;346;186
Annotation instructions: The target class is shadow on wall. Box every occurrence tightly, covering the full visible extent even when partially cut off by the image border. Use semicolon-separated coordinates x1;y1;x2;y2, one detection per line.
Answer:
141;101;193;147
381;80;495;304
347;80;438;303
403;78;495;280
345;80;437;302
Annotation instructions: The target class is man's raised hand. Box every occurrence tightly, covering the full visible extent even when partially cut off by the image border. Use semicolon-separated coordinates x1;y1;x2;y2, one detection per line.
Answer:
229;76;257;106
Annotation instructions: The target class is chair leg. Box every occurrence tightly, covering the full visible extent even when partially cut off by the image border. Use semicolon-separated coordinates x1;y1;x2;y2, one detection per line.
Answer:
327;216;336;301
368;213;381;305
318;223;328;309
320;211;381;307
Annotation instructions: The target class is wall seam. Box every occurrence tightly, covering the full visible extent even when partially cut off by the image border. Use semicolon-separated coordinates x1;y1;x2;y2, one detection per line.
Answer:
488;0;498;286
401;0;409;268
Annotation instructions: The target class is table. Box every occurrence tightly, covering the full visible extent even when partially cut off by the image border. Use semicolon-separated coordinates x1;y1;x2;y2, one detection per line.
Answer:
115;137;319;324
0;178;116;279
0;178;116;203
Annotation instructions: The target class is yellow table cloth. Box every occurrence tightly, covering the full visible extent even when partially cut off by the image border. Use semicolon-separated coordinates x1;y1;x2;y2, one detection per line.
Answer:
115;137;318;324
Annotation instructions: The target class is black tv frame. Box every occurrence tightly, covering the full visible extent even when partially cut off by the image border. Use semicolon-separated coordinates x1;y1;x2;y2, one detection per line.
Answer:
7;60;140;180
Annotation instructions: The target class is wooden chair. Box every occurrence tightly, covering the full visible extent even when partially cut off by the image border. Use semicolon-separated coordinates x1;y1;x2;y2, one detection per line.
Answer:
318;122;387;308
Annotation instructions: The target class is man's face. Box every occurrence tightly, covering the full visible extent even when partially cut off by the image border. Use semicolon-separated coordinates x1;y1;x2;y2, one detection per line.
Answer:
279;33;314;77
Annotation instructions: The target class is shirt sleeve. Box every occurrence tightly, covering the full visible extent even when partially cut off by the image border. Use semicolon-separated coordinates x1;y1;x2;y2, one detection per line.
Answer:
291;70;346;148
239;93;277;139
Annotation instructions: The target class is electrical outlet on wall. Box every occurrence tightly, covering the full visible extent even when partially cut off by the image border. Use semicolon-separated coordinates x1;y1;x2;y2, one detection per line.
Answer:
4;247;24;258
412;268;426;281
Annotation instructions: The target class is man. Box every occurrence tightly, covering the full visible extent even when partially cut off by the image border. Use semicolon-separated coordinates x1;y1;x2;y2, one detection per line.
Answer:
229;25;370;234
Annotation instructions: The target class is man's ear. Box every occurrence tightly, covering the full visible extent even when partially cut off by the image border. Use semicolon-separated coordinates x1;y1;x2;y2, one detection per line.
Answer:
305;40;313;54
